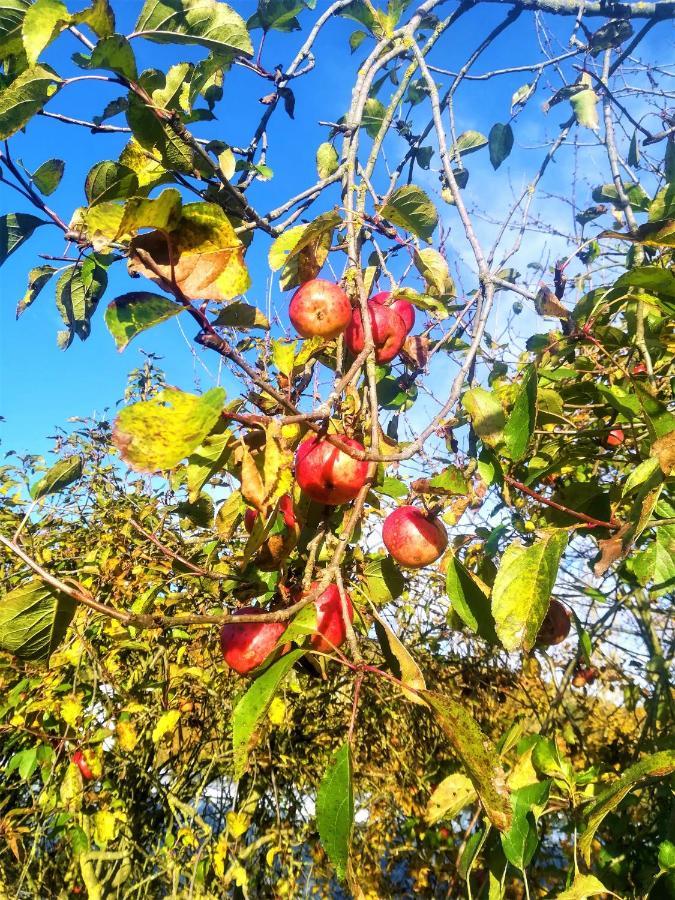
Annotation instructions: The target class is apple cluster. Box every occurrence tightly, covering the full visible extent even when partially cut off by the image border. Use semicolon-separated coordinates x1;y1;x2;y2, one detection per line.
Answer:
220;280;449;676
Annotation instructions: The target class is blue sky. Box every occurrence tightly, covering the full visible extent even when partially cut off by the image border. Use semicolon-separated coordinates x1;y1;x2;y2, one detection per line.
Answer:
1;1;671;461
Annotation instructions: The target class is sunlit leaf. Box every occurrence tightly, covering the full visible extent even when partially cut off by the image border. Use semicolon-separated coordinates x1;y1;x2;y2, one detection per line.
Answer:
316;743;353;880
113;386;226;472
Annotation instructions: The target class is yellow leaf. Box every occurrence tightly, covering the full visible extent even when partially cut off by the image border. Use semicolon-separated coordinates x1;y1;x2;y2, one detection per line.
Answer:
239;444;265;511
226;810;248;839
213;834;228;879
267;696;286;726
94;809;122;846
116;720;137;752
60;696;83;728
265;846;280;867
152;709;180;743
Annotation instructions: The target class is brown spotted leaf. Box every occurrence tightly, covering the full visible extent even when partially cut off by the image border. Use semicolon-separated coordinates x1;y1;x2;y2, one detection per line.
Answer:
128;201;250;301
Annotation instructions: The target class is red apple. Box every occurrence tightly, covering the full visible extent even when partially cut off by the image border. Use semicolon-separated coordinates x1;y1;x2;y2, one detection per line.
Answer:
536;599;571;647
345;300;408;364
371;290;416;334
220;608;287;675
306;582;354;653
244;495;297;534
295;434;369;505
279;494;298;529
244;507;257;534
632;362;647;376
72;749;93;781
572;664;599;687
288;279;352;339
606;428;625;447
382;506;448;568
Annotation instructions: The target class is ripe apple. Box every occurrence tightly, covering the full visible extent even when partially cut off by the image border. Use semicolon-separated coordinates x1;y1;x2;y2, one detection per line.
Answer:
296;582;354;653
606;428;625;447
345;299;408;363
382;505;448;568
632;362;647;376
572;664;599;687
295;434;369;505
536;599;571;646
288;279;352;339
244;495;297;534
220;608;287;675
72;749;93;781
371;290;416;334
243;495;300;570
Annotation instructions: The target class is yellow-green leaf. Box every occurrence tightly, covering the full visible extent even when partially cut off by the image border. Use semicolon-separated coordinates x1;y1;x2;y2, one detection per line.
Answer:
491;530;568;652
113;386;225;472
151;709;180;743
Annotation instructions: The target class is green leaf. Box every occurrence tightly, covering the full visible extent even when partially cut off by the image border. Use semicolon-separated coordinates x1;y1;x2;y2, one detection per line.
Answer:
557;873;615;900
362;96;385;139
32;158;64;195
0;64;61;139
22;0;70;64
278;604;316;647
491;530;568;652
649;182;675;222
85;160;139;206
462;386;505;448
271;339;296;376
248;0;306;33
500;780;550;869
429;465;467;494
425;773;476;825
511;81;535;113
422;690;512;832
659;840;675;871
214;488;244;539
349;28;367;51
211;301;269;330
446;555;498;643
0;213;47;267
531;736;573;784
232;649;304;778
628;129;640;168
316;141;339;179
134;0;252;56
0;580;76;662
453;130;488;156
104;291;182;351
570;74;598;130
579;750;675;864
113;386;225;473
363;555;404;605
0;0;31;58
371;606;426;704
592;181;651;211
54;259;108;347
16;264;55;318
378;185;439;243
316;743;353;881
71;0;115;39
73;33;138;80
30;455;83;499
488;123;514;170
503;366;537;462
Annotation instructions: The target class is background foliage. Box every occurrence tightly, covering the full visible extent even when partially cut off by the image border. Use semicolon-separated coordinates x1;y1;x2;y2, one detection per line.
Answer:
0;0;674;897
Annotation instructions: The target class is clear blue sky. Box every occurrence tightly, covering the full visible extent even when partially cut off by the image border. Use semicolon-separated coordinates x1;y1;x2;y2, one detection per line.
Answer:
1;2;670;460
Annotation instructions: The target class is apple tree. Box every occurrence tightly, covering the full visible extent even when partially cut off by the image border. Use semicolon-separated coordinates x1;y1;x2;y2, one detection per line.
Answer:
0;0;674;896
